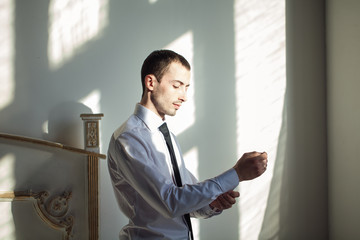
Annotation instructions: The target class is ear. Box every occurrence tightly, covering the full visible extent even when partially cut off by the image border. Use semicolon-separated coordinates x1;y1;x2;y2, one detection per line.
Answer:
144;74;157;91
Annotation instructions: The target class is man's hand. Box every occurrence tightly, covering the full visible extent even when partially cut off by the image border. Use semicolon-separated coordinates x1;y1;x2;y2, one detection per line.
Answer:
233;151;268;182
209;190;240;211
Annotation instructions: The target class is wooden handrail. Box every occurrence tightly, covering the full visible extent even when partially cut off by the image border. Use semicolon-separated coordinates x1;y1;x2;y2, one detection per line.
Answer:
0;132;106;159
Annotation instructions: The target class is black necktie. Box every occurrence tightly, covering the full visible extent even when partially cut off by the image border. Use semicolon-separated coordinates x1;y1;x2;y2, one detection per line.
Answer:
159;123;194;240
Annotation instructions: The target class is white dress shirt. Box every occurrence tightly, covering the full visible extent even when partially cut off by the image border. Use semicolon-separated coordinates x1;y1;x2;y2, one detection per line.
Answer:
108;104;239;240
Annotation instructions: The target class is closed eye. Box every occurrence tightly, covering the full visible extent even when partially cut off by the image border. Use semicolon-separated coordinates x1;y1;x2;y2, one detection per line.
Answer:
172;80;190;89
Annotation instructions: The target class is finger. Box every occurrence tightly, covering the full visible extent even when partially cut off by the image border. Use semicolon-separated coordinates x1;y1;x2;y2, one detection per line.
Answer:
228;190;240;198
252;153;268;163
222;193;236;205
250;155;268;176
218;195;233;208
210;200;221;210
262;153;268;168
243;151;262;159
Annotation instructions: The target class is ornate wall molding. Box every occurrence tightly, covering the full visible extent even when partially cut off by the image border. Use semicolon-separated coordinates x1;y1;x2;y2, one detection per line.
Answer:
0;113;105;239
0;133;106;159
0;191;74;240
80;113;104;153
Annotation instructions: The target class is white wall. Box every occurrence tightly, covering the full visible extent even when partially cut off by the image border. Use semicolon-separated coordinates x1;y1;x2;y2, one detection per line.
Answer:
3;0;352;239
327;1;360;239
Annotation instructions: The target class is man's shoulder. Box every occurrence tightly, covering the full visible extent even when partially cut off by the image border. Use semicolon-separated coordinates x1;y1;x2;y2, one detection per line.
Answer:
112;114;146;140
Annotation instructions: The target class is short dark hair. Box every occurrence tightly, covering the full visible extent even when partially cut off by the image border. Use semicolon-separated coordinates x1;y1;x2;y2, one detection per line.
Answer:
140;49;191;97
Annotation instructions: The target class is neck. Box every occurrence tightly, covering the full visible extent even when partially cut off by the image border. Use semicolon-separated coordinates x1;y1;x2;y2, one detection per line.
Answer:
139;94;165;121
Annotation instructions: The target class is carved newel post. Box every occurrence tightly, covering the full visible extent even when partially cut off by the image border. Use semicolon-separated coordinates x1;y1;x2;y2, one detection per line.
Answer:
80;113;104;153
80;113;104;240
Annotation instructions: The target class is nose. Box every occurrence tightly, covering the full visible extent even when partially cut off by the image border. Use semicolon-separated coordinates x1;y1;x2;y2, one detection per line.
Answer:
179;88;187;102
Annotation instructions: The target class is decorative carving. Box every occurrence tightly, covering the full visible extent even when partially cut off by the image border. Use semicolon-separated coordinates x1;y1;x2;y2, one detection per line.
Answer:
32;191;74;240
86;121;99;147
0;130;105;240
80;113;104;153
0;191;75;240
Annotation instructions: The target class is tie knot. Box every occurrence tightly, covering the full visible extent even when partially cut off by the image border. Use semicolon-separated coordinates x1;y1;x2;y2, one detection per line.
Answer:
159;123;170;137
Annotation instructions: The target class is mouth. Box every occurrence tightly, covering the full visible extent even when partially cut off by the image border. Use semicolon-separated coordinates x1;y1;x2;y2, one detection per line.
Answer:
173;103;181;110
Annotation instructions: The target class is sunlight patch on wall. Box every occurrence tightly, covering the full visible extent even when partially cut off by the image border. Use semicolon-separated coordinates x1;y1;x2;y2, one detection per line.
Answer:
183;146;199;179
234;0;286;239
0;154;16;190
163;30;198;238
0;154;16;239
0;202;15;240
79;89;101;113
42;120;49;134
0;0;15;110
183;147;199;239
165;31;195;136
48;0;108;70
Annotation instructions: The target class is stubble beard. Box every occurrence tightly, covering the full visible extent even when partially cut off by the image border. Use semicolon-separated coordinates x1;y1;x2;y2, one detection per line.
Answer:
151;94;177;118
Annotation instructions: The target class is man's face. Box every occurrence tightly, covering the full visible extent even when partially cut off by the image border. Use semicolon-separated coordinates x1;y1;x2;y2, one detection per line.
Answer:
151;61;190;120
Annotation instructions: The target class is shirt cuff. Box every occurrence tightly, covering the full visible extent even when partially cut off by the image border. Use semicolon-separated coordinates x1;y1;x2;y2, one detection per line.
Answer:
215;168;239;193
203;204;222;217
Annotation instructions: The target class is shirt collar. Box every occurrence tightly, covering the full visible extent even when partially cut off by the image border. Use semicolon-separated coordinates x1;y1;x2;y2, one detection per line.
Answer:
134;103;165;132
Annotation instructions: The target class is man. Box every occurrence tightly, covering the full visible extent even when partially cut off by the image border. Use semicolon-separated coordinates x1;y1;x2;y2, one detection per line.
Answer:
108;50;268;239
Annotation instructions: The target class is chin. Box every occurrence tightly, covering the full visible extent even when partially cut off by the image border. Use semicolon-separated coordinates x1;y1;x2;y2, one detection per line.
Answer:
166;111;177;117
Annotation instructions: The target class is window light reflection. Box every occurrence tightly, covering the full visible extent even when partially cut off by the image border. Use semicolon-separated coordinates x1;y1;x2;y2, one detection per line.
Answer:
79;89;101;113
234;0;286;239
48;0;108;70
165;31;195;136
164;30;198;236
0;154;16;240
183;147;199;239
0;0;15;110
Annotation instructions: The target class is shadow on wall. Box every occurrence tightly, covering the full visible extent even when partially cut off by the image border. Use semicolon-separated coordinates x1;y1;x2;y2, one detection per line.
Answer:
10;101;92;239
44;101;92;149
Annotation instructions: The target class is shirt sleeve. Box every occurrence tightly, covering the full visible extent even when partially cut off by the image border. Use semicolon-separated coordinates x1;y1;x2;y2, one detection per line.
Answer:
188;168;239;219
109;130;239;219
